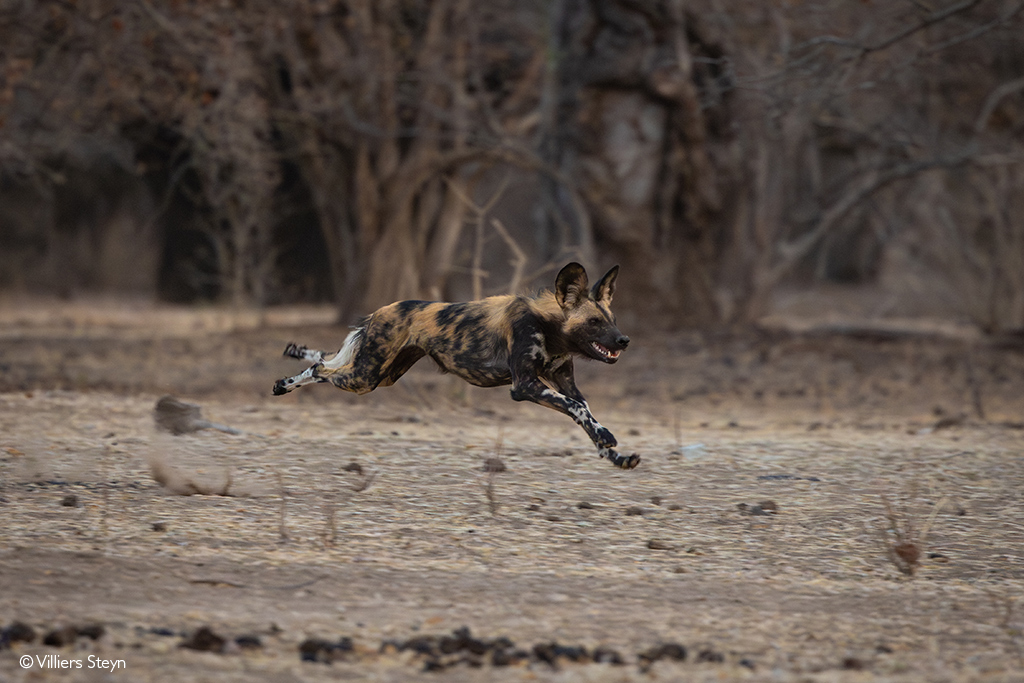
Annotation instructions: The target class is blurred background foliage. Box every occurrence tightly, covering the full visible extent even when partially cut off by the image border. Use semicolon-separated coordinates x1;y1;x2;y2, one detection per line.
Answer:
1;0;1022;332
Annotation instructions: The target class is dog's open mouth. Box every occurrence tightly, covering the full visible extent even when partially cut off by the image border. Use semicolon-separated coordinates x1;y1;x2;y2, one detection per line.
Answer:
591;342;621;361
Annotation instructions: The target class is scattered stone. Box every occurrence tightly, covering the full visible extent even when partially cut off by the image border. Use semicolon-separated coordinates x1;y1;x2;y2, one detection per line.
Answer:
151;521;167;532
647;539;673;550
381;627;523;671
842;656;866;670
180;626;226;653
638;642;687;670
1;621;36;648
738;501;778;516
756;474;821;482
439;627;488;655
533;641;589;666
650;496;663;506
43;626;79;647
739;657;756;669
235;634;262;650
577;501;596;509
77;624;105;640
695;648;724;663
306;636;350;661
300;636;353;663
624;506;645;516
491;646;530;667
301;637;344;663
482;457;506;473
61;494;78;507
592;646;625;664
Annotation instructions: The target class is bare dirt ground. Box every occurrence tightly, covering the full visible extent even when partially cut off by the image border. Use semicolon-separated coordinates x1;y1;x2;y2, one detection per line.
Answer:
2;298;1024;682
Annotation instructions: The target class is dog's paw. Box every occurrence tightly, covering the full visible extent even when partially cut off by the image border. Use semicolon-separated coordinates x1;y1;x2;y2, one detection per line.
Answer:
599;447;640;470
272;379;290;396
282;343;306;359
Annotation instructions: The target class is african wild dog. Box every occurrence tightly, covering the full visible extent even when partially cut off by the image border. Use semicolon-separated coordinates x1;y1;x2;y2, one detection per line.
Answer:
273;262;639;469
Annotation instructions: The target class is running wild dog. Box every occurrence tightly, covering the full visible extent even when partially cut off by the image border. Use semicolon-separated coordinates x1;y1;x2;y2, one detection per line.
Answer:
273;262;639;469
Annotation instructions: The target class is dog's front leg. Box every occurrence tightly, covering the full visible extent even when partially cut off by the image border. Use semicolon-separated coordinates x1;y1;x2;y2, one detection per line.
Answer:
510;378;639;469
545;359;639;469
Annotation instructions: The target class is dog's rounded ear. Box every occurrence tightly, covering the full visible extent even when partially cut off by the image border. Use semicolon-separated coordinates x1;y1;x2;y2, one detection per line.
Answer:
592;265;619;307
555;262;589;310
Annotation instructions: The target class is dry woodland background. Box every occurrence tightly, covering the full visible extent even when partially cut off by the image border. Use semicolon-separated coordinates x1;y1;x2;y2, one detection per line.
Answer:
2;1;1024;681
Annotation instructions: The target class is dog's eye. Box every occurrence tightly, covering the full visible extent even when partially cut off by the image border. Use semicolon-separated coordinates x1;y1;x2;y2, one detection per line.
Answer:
589;317;602;326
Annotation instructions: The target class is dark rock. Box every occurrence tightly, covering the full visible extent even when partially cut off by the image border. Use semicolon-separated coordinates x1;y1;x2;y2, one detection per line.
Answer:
533;642;589;666
842;656;866;670
299;636;352;663
482;457;506;473
639;642;687;669
235;635;262;650
696;648;724;663
592;646;625;664
1;621;36;648
180;626;226;653
43;626;79;647
77;624;105;640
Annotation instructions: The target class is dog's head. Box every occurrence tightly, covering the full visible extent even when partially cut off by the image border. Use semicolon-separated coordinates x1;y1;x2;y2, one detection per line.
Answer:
554;262;629;363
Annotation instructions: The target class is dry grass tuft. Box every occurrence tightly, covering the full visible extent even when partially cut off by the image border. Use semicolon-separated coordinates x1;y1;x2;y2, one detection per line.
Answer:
879;493;945;577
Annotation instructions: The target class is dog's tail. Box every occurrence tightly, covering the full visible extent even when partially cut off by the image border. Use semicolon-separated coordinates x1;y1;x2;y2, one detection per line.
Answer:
319;327;365;370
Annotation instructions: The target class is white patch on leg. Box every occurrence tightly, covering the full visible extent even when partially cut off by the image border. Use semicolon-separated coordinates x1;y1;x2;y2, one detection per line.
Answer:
541;388;603;433
285;365;320;389
321;328;363;370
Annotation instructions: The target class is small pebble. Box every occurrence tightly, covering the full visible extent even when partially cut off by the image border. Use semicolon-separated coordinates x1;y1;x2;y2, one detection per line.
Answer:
482;457;506;473
180;626;225;653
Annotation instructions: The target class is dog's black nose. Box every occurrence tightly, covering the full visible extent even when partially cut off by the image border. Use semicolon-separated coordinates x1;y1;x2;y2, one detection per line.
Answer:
617;335;630;348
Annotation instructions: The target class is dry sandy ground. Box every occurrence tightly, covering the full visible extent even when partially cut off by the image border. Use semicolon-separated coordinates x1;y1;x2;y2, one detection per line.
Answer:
1;299;1024;682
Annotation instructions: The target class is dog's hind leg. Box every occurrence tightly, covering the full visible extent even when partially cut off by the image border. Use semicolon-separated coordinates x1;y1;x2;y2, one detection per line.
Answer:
274;329;365;396
282;343;325;363
273;364;321;395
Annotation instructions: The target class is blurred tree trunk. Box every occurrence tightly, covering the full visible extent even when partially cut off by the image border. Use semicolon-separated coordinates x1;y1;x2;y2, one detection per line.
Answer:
548;0;736;325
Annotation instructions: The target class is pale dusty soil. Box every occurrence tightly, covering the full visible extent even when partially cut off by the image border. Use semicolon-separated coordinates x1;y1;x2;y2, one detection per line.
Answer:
1;299;1024;682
